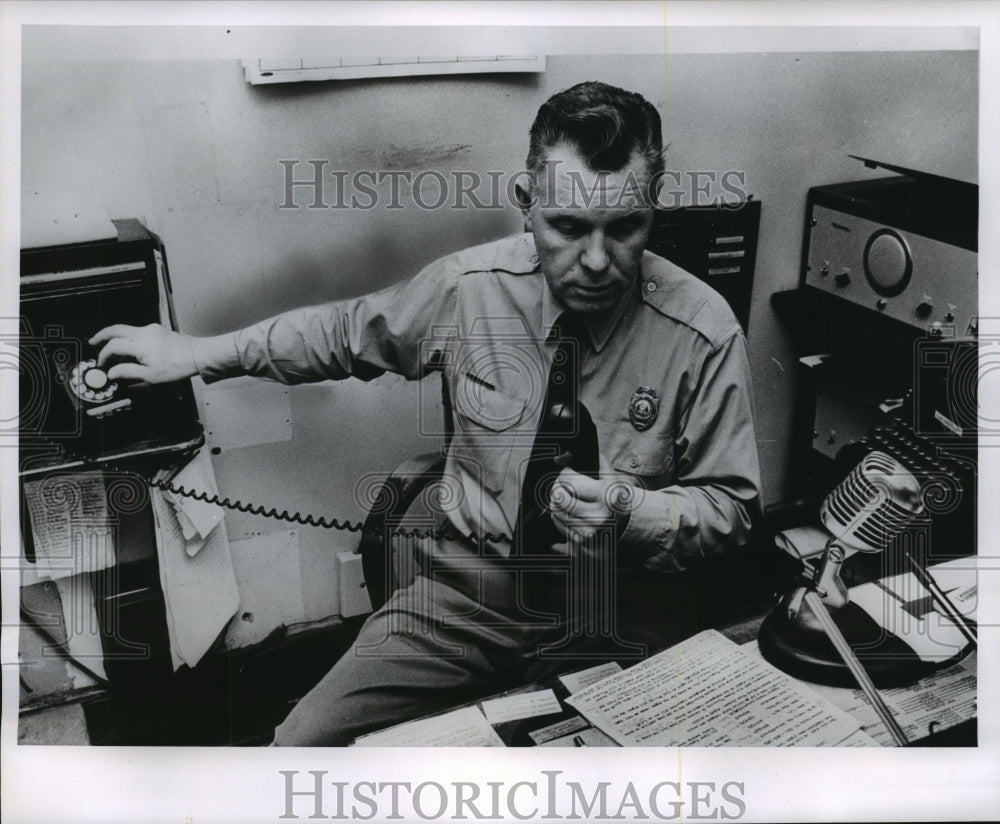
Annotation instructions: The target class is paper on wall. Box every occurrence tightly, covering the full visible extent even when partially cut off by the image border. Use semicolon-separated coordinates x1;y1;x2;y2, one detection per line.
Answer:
151;457;239;670
162;451;224;555
23;471;116;580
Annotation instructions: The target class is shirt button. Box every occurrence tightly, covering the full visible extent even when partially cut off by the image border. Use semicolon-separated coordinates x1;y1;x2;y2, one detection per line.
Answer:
529;254;539;266
645;280;657;293
628;455;640;468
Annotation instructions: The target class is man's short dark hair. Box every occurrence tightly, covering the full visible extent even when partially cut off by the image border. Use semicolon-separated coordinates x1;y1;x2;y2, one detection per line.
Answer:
526;81;665;179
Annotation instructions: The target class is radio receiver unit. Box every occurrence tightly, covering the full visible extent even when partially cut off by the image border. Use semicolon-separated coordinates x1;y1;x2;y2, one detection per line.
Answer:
801;157;977;335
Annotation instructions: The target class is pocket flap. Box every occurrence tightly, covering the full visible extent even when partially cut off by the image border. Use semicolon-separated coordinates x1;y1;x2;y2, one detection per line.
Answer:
452;379;527;432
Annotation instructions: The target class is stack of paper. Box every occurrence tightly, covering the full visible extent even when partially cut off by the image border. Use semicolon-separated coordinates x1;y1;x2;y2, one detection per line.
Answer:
151;452;239;670
566;630;873;746
161;455;224;556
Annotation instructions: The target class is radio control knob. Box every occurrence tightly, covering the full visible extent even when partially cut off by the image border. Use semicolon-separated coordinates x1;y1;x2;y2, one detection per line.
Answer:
865;230;912;294
916;300;933;318
877;299;887;310
834;271;851;287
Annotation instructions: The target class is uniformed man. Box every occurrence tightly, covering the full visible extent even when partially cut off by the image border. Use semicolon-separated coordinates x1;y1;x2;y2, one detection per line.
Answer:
91;81;761;745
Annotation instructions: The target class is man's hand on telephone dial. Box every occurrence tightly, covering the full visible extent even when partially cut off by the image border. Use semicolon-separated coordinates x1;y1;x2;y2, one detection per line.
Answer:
89;323;198;384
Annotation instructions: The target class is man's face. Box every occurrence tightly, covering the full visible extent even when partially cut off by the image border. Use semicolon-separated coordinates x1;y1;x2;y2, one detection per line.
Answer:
522;143;655;317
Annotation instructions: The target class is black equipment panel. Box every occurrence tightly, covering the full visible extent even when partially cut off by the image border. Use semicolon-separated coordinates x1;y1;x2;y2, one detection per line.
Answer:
648;199;761;333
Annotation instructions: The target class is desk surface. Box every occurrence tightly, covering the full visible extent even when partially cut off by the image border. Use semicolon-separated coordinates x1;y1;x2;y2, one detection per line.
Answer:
353;613;976;748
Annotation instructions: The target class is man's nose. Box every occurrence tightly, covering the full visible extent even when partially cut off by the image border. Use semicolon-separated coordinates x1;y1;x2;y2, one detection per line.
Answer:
580;230;609;273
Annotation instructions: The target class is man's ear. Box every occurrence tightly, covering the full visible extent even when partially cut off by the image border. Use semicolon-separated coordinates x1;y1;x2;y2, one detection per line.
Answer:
515;182;534;231
649;172;666;209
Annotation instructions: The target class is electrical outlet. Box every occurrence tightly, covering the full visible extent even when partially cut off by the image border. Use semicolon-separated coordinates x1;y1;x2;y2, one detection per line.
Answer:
337;552;372;618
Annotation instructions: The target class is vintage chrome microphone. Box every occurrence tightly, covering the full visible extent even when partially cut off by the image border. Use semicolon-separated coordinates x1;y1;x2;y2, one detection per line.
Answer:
759;451;926;746
821;450;924;556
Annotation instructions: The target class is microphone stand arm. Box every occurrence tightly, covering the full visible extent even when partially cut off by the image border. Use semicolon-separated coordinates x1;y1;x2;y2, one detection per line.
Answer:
813;541;849;610
805;539;909;746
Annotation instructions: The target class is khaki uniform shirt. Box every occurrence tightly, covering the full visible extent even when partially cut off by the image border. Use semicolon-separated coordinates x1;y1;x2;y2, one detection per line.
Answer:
193;233;761;570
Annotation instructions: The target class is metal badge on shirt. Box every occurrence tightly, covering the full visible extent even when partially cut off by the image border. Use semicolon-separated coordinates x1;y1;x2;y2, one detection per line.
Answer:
629;386;659;431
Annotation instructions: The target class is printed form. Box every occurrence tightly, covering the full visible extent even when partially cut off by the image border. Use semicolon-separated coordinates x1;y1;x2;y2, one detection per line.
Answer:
566;630;867;746
23;471;116;580
804;651;977;746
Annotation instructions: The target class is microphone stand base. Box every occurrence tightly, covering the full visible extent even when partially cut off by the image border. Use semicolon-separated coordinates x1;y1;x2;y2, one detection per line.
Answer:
757;601;949;688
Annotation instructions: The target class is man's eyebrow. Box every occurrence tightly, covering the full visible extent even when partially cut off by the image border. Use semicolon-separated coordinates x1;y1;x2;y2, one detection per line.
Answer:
541;209;647;226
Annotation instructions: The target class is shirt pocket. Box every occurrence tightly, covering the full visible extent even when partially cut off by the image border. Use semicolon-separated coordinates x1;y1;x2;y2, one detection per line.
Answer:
450;378;527;493
594;418;675;488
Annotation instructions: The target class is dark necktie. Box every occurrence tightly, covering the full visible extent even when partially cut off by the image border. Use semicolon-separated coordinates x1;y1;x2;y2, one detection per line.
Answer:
514;313;599;557
511;316;643;658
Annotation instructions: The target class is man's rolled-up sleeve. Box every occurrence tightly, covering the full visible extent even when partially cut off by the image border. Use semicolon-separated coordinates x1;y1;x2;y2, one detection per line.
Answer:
620;329;761;571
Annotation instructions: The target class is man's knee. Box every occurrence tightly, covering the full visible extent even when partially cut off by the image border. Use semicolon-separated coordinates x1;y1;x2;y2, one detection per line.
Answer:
270;646;396;746
272;698;357;747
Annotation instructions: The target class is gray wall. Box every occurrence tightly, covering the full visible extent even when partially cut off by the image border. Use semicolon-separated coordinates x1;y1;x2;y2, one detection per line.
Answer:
21;51;977;636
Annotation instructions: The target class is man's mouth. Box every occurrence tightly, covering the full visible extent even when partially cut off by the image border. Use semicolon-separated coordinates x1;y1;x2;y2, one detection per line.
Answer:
572;283;615;295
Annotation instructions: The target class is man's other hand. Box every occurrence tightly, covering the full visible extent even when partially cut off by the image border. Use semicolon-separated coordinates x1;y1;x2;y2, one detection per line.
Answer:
549;457;635;541
89;323;198;383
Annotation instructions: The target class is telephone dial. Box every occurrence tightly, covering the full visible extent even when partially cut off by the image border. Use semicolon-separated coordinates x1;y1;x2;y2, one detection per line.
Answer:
67;358;124;414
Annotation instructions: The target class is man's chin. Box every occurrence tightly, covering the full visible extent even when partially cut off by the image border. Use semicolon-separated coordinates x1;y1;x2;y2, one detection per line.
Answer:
562;290;622;316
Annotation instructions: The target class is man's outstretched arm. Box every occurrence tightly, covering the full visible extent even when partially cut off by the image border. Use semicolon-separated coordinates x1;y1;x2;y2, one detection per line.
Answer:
90;259;459;387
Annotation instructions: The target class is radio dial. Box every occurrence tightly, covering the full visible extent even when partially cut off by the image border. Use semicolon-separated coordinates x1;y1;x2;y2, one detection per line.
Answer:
834;271;851;288
863;228;912;297
916;300;934;319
